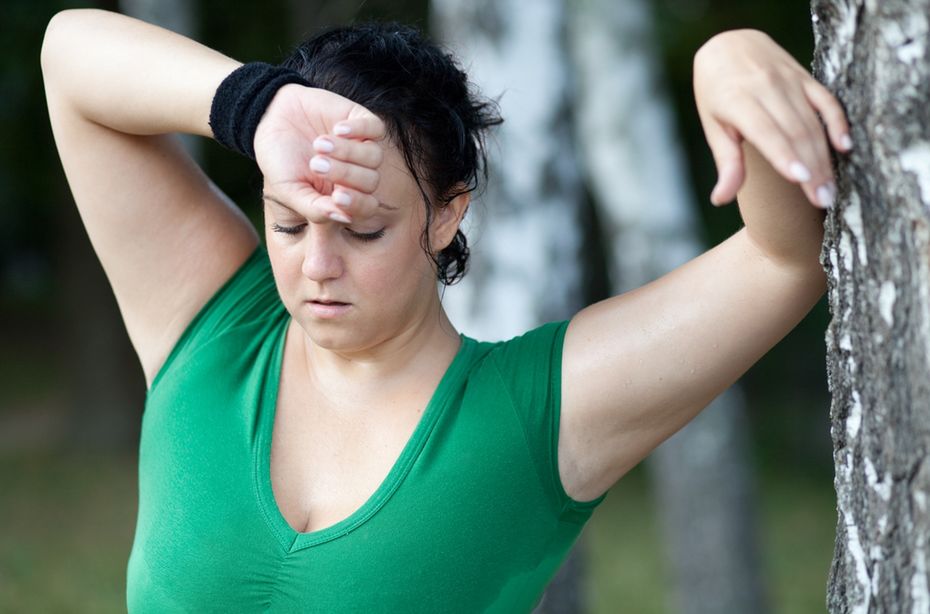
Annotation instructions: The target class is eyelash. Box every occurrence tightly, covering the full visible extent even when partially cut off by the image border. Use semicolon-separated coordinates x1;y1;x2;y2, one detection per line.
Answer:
271;223;305;235
351;228;386;242
271;223;385;242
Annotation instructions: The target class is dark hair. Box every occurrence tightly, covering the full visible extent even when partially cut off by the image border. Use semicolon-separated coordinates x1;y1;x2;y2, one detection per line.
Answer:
280;22;502;285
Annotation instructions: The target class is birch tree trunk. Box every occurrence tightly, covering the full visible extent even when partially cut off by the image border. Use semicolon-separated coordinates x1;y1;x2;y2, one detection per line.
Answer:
430;0;587;337
812;1;930;611
567;2;768;613
430;1;589;611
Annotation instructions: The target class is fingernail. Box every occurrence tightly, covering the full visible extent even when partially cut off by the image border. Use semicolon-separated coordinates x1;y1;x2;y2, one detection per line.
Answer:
840;133;853;151
310;157;331;173
333;190;352;207
329;211;352;224
313;137;335;153
789;161;812;182
334;123;351;136
816;182;836;209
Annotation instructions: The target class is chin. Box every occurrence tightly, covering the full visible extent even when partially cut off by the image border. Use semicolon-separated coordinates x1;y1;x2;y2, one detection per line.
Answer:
302;322;378;355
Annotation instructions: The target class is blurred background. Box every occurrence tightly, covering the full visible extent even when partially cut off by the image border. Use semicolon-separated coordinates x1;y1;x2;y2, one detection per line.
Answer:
1;0;835;612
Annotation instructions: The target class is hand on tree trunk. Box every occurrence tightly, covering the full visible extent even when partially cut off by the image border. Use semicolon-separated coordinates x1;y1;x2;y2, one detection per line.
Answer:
692;28;852;209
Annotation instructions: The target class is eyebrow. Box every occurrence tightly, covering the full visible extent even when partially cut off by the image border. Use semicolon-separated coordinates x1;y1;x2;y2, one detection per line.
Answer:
261;192;398;211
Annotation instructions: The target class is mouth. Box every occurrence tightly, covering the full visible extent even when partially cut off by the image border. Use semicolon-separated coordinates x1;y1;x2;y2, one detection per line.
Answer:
305;298;352;319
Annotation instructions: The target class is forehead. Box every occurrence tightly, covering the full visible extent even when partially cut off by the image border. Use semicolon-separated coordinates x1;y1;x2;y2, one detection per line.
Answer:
375;141;423;205
262;140;424;216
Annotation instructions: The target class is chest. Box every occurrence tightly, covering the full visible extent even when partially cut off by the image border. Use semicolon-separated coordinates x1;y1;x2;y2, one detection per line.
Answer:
269;373;431;535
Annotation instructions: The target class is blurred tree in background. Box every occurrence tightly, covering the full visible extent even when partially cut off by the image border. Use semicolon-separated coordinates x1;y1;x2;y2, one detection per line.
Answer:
0;1;836;612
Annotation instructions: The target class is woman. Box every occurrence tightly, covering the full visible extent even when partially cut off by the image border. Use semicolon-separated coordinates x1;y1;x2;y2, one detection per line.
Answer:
41;8;849;612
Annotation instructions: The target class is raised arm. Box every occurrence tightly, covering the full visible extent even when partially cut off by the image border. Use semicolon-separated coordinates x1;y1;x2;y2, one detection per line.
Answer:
42;9;258;386
557;30;850;502
42;10;386;387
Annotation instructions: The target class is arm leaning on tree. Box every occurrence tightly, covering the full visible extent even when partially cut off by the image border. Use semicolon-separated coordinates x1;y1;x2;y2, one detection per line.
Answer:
557;29;852;503
41;9;384;387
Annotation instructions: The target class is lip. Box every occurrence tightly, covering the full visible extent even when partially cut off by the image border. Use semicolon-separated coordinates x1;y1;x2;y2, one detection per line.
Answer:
305;299;352;319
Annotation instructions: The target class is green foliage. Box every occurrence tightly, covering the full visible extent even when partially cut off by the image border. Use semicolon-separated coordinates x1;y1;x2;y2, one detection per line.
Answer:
585;464;835;614
0;453;137;613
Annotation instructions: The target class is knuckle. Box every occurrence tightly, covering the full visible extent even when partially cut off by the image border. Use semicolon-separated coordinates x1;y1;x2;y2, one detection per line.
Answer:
356;143;380;168
784;123;809;141
829;108;849;127
347;167;378;192
327;161;347;182
753;66;782;88
778;144;799;165
368;145;384;167
364;170;380;192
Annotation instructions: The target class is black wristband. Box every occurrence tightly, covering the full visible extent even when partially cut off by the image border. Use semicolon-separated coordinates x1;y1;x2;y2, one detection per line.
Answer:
209;62;310;160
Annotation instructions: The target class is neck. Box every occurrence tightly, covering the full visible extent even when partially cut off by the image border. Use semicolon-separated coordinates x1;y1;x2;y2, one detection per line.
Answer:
291;297;461;408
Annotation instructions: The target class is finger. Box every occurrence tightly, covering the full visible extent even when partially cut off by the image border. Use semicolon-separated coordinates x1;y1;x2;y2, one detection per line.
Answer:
803;78;852;152
331;186;380;219
756;88;834;207
785;85;837;206
305;192;359;225
278;189;352;225
702;116;745;205
313;136;384;170
728;102;817;190
309;155;380;193
333;111;387;141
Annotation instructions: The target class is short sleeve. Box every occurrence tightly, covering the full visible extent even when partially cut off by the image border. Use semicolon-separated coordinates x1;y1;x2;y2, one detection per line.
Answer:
148;246;283;393
488;321;607;520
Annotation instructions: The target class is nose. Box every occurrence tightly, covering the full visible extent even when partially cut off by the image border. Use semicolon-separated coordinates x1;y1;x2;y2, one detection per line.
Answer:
300;224;344;282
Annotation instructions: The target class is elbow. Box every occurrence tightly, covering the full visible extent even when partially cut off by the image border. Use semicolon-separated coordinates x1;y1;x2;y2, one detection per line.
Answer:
40;11;70;77
41;9;101;80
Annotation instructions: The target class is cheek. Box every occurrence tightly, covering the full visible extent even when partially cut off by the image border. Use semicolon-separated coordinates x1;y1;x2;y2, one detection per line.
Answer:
265;239;304;302
359;238;431;297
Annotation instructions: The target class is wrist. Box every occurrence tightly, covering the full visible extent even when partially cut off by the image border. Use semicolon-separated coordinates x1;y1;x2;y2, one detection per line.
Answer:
209;62;310;159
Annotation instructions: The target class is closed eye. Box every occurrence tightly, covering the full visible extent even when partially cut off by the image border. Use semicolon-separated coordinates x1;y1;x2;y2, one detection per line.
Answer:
271;222;306;235
347;228;386;242
271;223;385;242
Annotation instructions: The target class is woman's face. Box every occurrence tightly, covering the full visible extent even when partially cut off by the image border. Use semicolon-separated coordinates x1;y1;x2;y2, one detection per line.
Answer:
264;144;456;355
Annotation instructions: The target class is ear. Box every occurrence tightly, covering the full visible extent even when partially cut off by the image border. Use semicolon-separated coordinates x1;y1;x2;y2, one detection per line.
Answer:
430;189;470;252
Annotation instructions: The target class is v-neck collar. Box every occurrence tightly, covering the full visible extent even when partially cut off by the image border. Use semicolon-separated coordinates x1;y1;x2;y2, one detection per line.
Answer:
254;317;476;552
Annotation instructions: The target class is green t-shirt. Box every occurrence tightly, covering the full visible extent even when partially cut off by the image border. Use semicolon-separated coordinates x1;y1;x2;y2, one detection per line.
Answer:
127;247;606;613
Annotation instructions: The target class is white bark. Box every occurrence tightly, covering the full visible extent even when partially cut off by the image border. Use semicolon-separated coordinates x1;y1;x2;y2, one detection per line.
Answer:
431;0;586;341
568;1;768;612
812;1;930;612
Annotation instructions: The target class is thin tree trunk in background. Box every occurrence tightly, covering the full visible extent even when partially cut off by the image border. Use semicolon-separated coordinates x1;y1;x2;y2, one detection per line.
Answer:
431;0;587;337
431;1;589;611
811;1;930;611
568;1;769;613
59;188;143;451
